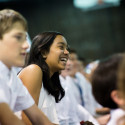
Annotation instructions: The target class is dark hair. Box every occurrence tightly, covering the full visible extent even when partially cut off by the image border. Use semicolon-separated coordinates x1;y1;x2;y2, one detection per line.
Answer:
92;53;123;109
25;31;65;103
68;48;77;54
118;53;125;99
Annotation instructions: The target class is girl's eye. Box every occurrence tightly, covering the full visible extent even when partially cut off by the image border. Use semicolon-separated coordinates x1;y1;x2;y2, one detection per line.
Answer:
59;46;64;50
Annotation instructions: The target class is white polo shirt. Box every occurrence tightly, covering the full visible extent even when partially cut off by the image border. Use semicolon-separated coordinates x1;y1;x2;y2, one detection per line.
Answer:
0;61;34;112
107;108;125;125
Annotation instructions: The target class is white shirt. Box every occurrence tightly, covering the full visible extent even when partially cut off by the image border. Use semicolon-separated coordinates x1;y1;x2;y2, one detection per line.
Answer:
107;108;125;125
56;75;80;125
66;75;82;106
57;75;99;125
75;72;102;116
0;61;34;121
56;76;70;125
38;83;59;124
77;104;99;125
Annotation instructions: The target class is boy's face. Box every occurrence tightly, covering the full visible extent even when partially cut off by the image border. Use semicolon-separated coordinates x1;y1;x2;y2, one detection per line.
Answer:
64;53;79;77
0;22;29;69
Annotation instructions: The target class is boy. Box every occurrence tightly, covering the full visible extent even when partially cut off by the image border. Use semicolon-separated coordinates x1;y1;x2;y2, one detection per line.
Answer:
91;53;125;125
0;9;52;125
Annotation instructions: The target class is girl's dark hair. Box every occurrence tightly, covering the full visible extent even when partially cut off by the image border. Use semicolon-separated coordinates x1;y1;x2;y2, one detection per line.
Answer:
25;31;65;103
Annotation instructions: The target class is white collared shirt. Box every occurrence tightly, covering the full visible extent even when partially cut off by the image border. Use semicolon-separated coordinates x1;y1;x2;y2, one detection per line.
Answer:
75;72;102;116
56;75;99;125
0;61;34;112
56;75;80;125
107;108;125;125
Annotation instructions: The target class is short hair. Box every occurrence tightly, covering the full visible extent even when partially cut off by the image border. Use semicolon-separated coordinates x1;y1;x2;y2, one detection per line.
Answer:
0;9;27;39
68;48;77;54
92;53;124;109
118;54;125;99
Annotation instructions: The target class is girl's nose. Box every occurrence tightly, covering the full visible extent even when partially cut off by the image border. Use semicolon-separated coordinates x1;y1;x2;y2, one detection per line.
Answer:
64;49;69;54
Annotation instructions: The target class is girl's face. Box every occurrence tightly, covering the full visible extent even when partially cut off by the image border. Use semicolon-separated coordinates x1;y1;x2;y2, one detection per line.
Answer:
0;22;29;69
45;35;69;76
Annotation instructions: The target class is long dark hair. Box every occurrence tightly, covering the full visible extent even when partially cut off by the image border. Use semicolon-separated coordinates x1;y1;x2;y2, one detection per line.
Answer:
25;31;65;103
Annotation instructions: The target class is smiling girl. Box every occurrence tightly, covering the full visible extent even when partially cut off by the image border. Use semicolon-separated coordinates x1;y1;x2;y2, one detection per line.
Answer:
18;31;69;125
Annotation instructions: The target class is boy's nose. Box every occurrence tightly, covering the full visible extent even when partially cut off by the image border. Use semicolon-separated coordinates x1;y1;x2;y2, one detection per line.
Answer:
23;40;29;50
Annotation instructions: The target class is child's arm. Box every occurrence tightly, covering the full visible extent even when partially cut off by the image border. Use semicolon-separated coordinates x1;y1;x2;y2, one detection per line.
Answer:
23;104;53;125
0;103;26;125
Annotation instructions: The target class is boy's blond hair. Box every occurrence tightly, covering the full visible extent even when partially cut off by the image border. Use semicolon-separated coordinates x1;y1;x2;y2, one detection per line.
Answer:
0;9;28;39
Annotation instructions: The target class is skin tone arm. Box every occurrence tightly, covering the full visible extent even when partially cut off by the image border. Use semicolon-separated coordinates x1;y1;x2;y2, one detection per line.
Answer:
0;103;26;125
19;64;57;125
23;104;53;125
18;64;43;125
19;64;42;105
96;114;111;125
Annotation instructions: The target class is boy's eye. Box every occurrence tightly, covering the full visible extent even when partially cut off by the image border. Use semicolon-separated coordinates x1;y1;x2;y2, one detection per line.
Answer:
66;46;70;51
14;35;26;41
66;45;70;51
15;35;22;40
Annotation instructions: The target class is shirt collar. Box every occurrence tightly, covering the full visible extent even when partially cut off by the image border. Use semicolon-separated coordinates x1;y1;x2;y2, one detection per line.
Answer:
0;61;11;79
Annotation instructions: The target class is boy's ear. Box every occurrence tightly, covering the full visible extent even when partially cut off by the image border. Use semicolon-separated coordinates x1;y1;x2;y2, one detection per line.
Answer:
111;90;125;106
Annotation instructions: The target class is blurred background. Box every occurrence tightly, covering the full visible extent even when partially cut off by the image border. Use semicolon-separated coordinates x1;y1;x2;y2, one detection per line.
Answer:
0;0;125;63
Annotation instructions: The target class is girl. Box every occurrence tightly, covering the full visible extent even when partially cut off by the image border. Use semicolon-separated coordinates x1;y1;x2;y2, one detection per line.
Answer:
18;31;69;125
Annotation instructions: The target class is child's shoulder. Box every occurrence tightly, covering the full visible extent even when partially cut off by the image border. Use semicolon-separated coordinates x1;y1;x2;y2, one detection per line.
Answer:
26;64;41;70
19;64;42;78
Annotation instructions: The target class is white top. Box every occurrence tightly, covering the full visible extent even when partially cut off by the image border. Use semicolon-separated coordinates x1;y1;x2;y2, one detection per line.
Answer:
77;104;99;125
56;76;70;125
0;61;34;113
56;75;99;125
107;108;125;125
38;83;59;124
66;75;82;105
56;75;80;125
75;72;102;116
66;75;99;124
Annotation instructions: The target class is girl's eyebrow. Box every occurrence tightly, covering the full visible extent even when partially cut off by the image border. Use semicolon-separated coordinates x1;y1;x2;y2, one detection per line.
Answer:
57;42;65;45
57;42;69;49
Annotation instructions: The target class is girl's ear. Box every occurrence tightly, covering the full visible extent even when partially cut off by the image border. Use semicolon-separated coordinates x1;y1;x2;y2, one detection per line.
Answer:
43;55;47;59
111;90;125;106
41;51;48;59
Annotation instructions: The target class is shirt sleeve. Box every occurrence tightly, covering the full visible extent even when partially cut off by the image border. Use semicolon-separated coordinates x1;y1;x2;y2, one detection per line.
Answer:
0;83;10;104
14;78;35;112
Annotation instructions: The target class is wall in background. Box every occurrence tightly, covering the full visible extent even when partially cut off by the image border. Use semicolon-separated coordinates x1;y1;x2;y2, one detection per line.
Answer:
0;0;125;62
